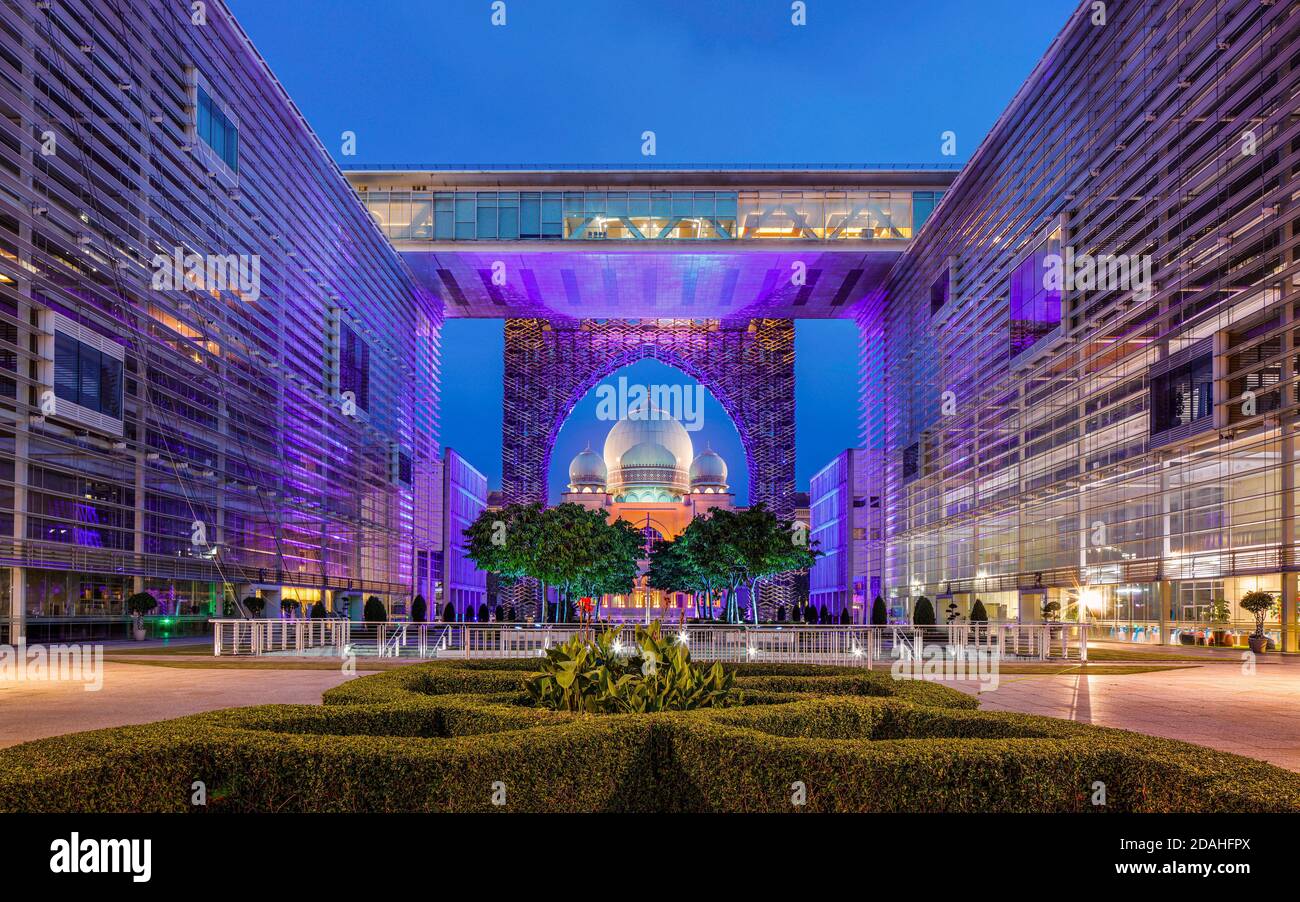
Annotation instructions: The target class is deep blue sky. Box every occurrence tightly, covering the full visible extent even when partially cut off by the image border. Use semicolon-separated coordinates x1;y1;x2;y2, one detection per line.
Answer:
229;0;1077;493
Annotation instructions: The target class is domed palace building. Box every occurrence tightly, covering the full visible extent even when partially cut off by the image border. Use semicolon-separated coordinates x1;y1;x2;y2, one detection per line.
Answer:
562;405;736;620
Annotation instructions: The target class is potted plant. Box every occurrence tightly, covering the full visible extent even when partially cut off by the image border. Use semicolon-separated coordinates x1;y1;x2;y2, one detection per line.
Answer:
1203;598;1231;647
125;591;158;641
1041;600;1061;622
1239;590;1278;655
243;595;265;619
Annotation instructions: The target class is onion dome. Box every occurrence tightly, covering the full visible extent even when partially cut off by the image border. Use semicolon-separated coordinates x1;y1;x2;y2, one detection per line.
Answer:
567;445;607;492
689;446;729;493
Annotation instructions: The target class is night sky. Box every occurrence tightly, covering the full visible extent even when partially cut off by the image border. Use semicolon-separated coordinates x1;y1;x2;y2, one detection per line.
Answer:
227;0;1077;499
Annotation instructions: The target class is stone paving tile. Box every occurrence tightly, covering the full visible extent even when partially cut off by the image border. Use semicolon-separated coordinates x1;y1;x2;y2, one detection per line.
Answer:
944;664;1300;771
0;661;361;748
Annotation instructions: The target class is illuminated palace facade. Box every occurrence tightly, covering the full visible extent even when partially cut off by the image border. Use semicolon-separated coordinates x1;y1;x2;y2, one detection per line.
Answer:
560;407;736;619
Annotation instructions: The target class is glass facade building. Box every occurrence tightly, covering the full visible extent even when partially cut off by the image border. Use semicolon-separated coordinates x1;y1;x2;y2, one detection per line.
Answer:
0;0;442;641
861;0;1300;649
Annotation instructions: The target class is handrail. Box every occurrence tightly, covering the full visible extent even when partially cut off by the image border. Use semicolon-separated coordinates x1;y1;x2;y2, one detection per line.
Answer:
211;620;1077;663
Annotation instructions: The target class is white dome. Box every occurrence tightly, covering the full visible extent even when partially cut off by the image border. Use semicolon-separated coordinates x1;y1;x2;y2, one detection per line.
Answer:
621;441;677;470
602;403;693;492
568;446;607;489
689;447;729;490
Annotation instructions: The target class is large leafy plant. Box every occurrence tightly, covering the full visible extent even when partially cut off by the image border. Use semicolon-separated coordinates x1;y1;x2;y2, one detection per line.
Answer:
525;621;736;713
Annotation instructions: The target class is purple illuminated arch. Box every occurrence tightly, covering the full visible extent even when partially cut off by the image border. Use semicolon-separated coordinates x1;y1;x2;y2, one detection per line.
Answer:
502;317;795;618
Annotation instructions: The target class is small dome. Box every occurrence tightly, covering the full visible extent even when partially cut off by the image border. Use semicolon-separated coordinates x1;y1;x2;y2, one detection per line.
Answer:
568;446;607;489
620;441;677;470
689;447;729;490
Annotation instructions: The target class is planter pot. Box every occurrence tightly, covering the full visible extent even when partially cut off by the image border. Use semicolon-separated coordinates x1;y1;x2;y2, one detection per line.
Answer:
1212;629;1227;647
1248;634;1269;655
1178;633;1195;645
132;627;147;641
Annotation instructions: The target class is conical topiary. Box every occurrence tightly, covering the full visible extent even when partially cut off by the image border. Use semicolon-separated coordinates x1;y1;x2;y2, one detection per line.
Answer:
912;596;936;625
870;596;887;625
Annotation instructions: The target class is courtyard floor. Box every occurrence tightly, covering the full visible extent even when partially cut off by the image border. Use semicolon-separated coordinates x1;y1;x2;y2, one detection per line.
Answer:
944;653;1300;771
0;659;366;748
2;643;1298;771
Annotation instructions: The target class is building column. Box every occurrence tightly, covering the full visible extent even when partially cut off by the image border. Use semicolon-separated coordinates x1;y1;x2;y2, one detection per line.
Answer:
1157;579;1172;647
1280;573;1295;653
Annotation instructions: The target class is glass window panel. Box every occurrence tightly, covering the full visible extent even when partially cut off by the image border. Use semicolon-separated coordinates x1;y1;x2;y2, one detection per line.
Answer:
78;344;100;412
409;199;433;238
542;196;562;224
498;205;519;239
54;332;78;404
520;195;541;238
100;355;122;419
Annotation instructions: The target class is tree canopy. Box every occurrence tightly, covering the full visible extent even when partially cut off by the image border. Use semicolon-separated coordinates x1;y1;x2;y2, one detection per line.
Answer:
464;502;642;622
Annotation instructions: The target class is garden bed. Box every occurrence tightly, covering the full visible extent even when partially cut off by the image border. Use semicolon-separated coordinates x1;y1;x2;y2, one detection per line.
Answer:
1;660;1297;813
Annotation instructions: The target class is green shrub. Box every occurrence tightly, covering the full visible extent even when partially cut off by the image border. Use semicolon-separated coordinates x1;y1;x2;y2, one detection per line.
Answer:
913;596;935;625
411;595;427;623
243;596;265;617
5;657;1300;814
969;599;988;623
310;601;327;619
442;602;455;622
125;592;158;617
871;596;887;625
525;623;736;714
363;596;386;623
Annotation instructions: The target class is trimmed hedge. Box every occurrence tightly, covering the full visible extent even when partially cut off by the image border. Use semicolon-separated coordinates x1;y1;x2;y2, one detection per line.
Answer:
2;660;1299;813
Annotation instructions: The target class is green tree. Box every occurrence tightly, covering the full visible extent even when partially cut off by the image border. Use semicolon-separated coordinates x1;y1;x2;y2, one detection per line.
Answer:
678;513;732;620
707;504;819;623
646;532;709;616
410;595;427;623
969;599;989;623
1239;590;1278;640
532;503;609;622
464;502;545;618
574;517;643;618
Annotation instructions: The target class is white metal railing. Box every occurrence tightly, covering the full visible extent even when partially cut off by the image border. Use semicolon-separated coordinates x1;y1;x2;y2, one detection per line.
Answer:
211;620;1080;663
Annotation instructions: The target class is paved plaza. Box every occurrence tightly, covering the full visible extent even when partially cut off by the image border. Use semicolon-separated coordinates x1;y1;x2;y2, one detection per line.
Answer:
946;657;1300;771
0;646;1296;769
